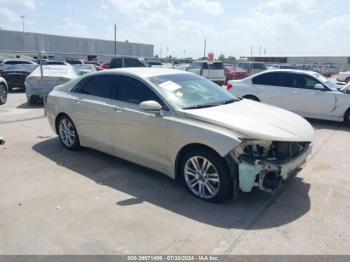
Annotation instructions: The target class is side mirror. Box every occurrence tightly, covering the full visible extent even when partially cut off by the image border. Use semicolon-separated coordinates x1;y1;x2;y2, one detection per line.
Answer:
314;83;326;91
139;100;162;111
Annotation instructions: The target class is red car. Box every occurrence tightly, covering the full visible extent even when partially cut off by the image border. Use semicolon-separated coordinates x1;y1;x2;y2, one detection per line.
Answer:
225;65;250;83
101;63;110;69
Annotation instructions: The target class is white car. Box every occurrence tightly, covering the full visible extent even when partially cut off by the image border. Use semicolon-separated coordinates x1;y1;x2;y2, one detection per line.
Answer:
337;71;350;83
227;69;350;124
187;61;225;85
0;59;37;71
46;68;313;202
25;65;78;104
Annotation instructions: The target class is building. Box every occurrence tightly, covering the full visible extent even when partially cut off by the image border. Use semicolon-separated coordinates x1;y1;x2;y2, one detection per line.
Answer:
241;55;350;71
0;29;154;62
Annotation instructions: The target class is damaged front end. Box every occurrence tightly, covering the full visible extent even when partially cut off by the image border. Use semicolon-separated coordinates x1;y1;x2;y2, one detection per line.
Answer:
230;140;312;193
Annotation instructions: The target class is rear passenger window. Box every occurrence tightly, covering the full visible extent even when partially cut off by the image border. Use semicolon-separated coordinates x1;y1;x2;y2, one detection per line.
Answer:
253;72;294;87
72;75;113;99
124;58;145;67
203;63;224;70
252;63;266;70
113;75;162;105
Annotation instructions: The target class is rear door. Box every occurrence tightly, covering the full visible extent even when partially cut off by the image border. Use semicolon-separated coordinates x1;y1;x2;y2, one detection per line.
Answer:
69;74;115;152
251;72;294;108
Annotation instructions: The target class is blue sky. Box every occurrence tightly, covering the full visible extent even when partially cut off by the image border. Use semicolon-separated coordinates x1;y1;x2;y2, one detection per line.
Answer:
0;0;349;58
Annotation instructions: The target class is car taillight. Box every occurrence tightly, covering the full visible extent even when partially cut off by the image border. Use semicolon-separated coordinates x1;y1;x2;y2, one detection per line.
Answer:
227;83;233;91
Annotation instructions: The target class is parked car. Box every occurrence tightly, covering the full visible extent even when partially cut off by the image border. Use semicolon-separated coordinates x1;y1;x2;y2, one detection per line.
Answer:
25;65;78;104
187;61;225;85
236;62;267;75
67;60;86;65
109;56;148;69
337;71;350;83
0;64;38;92
0;59;37;72
46;68;313;202
0;77;8;105
227;69;350;124
148;61;164;67
45;61;70;66
101;63;110;69
225;65;250;82
73;64;97;75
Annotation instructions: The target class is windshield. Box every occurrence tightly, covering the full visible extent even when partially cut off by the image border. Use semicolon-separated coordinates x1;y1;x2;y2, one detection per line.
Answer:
148;74;238;109
312;73;340;91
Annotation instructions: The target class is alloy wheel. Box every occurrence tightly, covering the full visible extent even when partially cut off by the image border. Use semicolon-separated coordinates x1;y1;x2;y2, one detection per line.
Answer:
184;156;220;199
59;118;76;148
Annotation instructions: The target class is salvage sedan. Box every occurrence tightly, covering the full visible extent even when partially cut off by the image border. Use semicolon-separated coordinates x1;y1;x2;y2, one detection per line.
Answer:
46;68;313;202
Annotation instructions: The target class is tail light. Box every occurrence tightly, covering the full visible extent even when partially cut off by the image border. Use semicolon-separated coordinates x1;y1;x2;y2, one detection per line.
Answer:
227;83;233;91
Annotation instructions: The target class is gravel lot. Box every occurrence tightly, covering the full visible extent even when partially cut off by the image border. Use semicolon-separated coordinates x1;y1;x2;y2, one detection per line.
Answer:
0;93;350;255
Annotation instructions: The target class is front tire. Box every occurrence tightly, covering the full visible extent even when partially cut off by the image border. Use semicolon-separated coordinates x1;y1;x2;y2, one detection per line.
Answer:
57;115;80;150
0;83;8;105
180;149;232;203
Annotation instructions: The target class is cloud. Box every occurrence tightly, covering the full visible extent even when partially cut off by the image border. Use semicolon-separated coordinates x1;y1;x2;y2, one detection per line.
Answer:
184;0;223;15
320;14;350;34
106;0;182;14
256;0;316;14
54;18;90;37
0;0;36;10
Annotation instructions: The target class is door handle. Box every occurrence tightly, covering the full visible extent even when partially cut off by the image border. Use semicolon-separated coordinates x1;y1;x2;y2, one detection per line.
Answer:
74;99;81;104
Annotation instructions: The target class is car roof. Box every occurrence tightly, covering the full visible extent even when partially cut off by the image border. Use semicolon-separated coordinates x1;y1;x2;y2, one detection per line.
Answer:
3;59;35;63
193;60;222;63
253;69;319;77
95;67;192;78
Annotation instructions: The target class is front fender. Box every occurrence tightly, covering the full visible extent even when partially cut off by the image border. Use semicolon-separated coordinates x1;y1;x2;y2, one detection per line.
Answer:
165;116;242;178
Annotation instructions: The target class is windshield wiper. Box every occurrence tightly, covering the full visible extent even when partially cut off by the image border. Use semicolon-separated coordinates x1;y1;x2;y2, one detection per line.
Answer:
183;104;217;110
183;99;238;110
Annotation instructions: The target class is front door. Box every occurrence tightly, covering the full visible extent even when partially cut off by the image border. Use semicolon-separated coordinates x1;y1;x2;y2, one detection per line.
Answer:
108;75;169;173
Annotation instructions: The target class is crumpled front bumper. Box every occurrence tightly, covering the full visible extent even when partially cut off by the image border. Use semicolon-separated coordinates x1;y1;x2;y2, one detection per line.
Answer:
235;144;312;193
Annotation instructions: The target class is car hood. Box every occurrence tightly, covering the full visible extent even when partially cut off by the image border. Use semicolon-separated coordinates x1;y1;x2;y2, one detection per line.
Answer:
183;99;314;142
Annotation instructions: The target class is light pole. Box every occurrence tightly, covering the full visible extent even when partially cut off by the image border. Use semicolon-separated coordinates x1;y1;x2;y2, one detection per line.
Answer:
20;16;25;32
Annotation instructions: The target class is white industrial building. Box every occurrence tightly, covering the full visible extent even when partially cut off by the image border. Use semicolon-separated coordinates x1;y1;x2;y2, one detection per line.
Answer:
241;55;350;71
0;29;154;62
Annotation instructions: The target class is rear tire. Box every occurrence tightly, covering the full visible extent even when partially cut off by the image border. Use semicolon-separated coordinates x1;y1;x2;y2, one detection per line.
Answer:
345;109;350;126
0;83;8;105
180;149;232;203
57;115;80;150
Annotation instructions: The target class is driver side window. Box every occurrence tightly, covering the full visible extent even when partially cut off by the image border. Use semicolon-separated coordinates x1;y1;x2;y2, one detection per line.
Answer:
112;75;164;107
294;75;320;89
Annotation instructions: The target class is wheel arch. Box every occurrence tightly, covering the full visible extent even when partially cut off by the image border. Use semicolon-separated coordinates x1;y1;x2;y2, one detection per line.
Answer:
242;95;260;102
55;112;71;134
174;143;237;181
